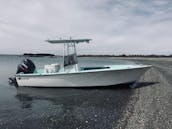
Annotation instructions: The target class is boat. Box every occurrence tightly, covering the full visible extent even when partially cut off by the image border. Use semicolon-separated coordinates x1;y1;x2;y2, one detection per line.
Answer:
9;38;151;87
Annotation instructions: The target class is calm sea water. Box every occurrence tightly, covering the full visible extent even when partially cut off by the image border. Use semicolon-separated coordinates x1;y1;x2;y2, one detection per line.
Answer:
0;55;136;129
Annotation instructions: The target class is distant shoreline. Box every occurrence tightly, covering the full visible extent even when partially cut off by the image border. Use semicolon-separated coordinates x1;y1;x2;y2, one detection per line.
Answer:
23;54;172;58
0;54;172;58
78;54;172;58
23;53;55;57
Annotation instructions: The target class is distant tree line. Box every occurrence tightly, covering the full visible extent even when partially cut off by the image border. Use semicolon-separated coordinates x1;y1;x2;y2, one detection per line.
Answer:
23;53;55;57
79;54;172;57
22;53;172;58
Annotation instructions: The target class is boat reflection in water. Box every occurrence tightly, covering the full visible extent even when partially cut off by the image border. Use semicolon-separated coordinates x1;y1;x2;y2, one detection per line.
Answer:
14;82;154;128
15;85;134;109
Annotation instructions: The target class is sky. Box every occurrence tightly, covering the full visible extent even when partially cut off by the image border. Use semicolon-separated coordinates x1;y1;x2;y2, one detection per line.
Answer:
0;0;172;55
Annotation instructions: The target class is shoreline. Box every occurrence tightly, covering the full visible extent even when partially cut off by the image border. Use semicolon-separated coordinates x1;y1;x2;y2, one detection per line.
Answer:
0;54;172;58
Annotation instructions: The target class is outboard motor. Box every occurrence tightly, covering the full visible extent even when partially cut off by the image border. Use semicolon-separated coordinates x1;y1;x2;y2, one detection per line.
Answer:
9;59;36;87
16;59;36;74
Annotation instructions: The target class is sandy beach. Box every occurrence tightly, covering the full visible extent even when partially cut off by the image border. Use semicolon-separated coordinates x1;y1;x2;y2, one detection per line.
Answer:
115;57;172;129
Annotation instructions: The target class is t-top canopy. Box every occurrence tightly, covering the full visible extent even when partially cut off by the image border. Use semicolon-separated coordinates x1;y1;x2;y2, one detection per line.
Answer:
46;39;91;44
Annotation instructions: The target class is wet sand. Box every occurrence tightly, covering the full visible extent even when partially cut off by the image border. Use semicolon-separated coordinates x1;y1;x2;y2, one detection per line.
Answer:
115;57;172;129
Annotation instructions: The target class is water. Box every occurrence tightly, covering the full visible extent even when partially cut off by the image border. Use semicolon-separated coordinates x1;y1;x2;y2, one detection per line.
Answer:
0;55;136;129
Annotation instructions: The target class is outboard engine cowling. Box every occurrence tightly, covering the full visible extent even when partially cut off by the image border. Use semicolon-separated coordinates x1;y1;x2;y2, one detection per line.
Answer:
16;59;36;74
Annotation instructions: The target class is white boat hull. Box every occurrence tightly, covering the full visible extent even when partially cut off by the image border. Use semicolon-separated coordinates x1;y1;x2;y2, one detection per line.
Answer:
16;66;150;87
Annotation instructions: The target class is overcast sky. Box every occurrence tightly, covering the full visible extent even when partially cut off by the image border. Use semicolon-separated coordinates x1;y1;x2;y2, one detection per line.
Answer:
0;0;172;55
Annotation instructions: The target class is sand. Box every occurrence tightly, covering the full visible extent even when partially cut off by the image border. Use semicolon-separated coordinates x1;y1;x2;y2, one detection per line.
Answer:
115;57;172;129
